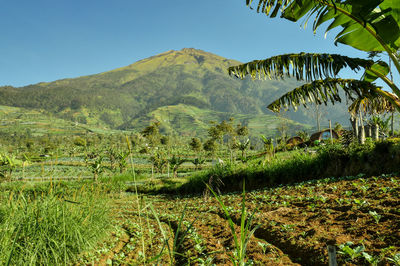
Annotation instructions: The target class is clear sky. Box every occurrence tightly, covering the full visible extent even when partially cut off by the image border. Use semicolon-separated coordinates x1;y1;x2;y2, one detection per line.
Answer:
0;0;373;87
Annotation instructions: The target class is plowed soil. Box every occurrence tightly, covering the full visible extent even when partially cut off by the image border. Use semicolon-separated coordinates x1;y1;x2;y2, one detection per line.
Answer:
89;174;400;265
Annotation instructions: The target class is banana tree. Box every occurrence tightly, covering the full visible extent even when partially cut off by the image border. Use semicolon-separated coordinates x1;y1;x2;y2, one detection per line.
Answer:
229;0;400;114
168;155;186;177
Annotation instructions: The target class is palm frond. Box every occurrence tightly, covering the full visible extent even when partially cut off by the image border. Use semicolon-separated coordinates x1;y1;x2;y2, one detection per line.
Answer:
267;78;381;112
348;92;398;115
228;53;373;82
245;0;400;52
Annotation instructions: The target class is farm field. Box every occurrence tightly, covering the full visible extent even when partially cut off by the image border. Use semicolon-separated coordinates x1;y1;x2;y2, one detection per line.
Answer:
3;0;400;265
1;124;400;265
91;174;400;265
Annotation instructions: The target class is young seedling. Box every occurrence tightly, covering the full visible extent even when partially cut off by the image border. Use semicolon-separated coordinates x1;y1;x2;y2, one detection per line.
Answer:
386;253;400;265
149;203;197;265
207;181;260;266
368;211;382;224
338;242;364;261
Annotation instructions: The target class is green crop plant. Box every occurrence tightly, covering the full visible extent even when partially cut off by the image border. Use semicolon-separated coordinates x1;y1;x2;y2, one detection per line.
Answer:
280;224;295;232
344;190;353;197
0;153;21;181
169;155;186;178
369;211;382;224
387;253;400;265
362;252;381;266
353;199;368;208
335;198;345;206
191;157;205;170
338;242;365;261
149;203;197;265
85;153;106;181
257;242;272;254
116;150;130;173
207;181;260;266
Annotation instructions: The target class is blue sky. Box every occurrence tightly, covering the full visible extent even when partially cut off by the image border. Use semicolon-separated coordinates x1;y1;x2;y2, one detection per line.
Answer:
0;0;372;87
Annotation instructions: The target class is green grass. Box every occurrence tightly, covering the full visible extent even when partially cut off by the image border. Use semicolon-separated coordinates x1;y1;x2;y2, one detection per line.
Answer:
0;181;112;265
165;140;400;194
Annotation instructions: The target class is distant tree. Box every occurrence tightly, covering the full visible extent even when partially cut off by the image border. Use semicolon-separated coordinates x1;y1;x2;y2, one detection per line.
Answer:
189;137;202;152
141;121;161;146
169;155;186;178
203;139;218;154
77;115;87;124
192;157;206;170
236;124;249;137
73;137;86;147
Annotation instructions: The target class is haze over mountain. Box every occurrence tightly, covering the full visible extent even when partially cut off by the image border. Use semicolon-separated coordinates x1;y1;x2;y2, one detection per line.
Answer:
0;48;350;137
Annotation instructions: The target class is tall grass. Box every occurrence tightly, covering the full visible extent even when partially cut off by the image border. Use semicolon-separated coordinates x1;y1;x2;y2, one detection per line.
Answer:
178;140;400;194
0;181;111;265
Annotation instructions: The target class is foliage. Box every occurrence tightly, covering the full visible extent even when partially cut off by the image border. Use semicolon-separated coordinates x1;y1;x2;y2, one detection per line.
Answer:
0;181;111;265
207;182;259;265
230;0;400;115
169;155;186;178
179;139;400;194
150;151;168;174
85;151;106;180
0;153;21;181
203;139;218;153
0;48;329;133
189;137;202;152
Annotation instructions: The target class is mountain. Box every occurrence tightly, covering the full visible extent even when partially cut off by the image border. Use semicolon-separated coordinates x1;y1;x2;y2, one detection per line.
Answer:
0;48;350;137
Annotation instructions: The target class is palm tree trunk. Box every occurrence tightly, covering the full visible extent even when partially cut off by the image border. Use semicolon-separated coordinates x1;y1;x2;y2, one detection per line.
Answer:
350;114;359;141
391;112;394;136
359;111;365;144
373;124;380;141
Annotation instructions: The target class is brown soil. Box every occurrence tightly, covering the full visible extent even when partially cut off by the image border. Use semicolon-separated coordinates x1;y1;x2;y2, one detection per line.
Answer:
88;174;400;265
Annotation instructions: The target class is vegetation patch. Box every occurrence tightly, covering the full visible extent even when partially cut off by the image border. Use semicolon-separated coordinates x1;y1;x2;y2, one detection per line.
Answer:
0;181;112;265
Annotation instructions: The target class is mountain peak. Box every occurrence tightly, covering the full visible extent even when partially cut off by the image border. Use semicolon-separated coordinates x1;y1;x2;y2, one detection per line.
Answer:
180;47;203;53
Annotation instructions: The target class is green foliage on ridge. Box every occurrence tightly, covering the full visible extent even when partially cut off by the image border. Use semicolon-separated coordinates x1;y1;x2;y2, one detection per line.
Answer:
0;48;351;135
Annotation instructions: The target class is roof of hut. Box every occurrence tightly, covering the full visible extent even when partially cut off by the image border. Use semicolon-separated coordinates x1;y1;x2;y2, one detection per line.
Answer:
286;136;304;145
310;129;339;142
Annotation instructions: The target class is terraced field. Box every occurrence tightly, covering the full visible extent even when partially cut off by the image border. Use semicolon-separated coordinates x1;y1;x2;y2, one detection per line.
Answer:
89;174;400;265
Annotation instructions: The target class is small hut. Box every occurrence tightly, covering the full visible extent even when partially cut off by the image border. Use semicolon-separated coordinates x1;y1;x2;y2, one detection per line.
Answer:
286;136;304;146
310;129;339;142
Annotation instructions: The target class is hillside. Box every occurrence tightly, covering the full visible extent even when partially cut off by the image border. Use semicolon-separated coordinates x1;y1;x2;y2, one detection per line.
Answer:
0;48;351;136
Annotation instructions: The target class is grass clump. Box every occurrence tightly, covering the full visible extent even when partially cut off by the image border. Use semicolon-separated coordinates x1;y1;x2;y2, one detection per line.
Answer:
0;182;111;265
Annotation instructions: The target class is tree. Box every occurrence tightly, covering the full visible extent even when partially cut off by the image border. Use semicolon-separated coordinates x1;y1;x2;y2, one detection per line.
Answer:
141;121;161;146
229;0;400;115
189;137;202;152
169;155;186;177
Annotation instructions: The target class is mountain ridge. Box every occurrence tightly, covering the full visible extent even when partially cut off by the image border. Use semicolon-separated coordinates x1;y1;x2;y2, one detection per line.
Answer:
0;48;350;136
